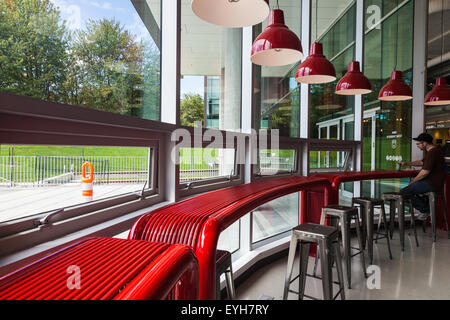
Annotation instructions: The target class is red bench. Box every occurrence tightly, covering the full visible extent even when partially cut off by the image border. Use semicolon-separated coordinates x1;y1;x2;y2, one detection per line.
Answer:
0;237;199;300
128;176;332;300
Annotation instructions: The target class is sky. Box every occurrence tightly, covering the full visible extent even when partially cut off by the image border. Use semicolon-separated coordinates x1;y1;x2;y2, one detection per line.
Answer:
49;0;204;98
49;0;153;44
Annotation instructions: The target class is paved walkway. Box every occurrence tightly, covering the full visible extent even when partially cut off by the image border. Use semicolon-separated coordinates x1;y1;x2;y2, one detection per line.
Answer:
0;184;143;223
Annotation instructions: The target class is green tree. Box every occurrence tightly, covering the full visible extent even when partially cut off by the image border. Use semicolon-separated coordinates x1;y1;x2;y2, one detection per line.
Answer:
180;93;204;127
0;0;69;101
70;18;144;114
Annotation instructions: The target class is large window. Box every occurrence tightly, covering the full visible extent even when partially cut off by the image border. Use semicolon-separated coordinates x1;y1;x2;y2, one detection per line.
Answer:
363;0;413;197
253;1;301;138
180;0;242;132
0;145;152;223
0;0;161;120
309;1;356;143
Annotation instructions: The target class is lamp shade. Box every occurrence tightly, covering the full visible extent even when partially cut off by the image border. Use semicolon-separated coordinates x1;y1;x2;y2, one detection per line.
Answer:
335;61;372;95
295;42;336;84
251;9;303;67
424;77;450;106
378;71;413;101
191;0;270;28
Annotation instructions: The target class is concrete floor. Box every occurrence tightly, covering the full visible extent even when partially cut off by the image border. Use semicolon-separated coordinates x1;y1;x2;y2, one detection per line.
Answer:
236;226;450;300
0;184;143;222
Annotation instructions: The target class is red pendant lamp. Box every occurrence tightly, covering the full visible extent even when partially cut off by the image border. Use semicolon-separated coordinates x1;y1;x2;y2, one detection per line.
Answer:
425;77;450;106
424;2;450;106
378;70;413;101
191;0;270;28
295;42;336;84
335;61;372;95
251;9;303;66
378;0;412;101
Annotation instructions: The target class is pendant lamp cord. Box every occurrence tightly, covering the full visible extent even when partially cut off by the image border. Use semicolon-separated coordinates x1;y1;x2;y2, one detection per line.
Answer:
394;0;399;70
441;0;445;68
315;0;318;42
276;0;279;10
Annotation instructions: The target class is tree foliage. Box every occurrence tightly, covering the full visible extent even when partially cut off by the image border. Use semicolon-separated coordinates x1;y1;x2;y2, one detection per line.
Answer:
0;0;161;119
180;93;204;127
0;0;69;101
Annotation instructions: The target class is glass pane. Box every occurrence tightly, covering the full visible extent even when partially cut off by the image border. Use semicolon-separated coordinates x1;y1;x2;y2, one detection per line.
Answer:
363;0;414;198
253;0;301;137
217;220;240;253
258;149;296;175
180;0;241;131
0;0;161;121
0;145;150;223
252;193;299;243
179;148;235;182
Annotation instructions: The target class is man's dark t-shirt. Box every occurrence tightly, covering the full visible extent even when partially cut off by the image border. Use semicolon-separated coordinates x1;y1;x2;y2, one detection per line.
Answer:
423;147;446;190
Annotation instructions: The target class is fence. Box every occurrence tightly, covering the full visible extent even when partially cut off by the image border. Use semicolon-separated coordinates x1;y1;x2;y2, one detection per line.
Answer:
0;154;296;187
0;156;149;187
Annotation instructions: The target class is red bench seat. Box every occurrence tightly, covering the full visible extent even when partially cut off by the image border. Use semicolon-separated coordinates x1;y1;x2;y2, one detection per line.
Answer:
0;237;198;300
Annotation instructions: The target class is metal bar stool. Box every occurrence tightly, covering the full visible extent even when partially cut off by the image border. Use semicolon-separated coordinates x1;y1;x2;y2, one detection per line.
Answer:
423;190;450;242
216;250;236;300
352;197;393;265
313;205;366;289
283;223;345;300
382;192;419;251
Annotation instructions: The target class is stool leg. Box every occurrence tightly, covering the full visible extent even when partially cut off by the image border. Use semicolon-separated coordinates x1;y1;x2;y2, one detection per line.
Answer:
409;199;419;247
429;193;436;243
398;199;405;251
283;234;298;300
358;204;367;250
225;266;236;300
380;203;393;260
298;242;311;300
441;195;450;239
319;239;333;300
389;199;395;239
354;214;367;278
366;204;374;265
340;216;352;289
313;211;328;277
332;240;346;300
375;206;382;243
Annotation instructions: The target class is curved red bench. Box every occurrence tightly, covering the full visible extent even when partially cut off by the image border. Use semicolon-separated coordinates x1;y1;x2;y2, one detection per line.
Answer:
0;238;199;300
128;176;332;300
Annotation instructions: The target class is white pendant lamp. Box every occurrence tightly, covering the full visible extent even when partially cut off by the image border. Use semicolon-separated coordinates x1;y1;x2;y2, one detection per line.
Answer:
191;0;270;28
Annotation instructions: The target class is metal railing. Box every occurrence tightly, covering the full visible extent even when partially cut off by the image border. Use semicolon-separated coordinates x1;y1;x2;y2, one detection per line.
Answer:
0;156;149;187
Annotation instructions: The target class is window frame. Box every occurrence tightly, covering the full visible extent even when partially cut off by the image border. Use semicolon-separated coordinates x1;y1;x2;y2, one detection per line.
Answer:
0;92;170;256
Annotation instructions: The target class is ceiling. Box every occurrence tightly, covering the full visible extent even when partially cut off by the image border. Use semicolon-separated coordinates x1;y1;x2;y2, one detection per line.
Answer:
179;0;354;77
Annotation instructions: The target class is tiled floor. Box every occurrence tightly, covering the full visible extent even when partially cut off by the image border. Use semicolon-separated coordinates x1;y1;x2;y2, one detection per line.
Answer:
236;225;450;300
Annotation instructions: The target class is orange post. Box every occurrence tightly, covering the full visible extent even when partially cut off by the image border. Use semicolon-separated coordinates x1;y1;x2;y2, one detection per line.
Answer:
81;162;94;202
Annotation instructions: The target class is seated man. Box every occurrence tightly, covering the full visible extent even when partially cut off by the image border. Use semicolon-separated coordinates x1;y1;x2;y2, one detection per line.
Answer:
398;133;446;220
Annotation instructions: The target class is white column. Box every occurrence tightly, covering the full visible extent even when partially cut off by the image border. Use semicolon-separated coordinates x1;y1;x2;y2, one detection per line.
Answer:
300;0;311;176
241;27;253;253
160;0;180;201
354;0;365;197
411;0;428;161
161;0;179;125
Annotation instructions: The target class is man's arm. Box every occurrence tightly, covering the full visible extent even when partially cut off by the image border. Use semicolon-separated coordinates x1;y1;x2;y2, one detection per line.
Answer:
409;168;430;184
399;160;423;167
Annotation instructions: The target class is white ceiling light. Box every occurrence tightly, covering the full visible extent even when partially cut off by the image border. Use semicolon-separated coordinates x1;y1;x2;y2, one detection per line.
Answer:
191;0;270;28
